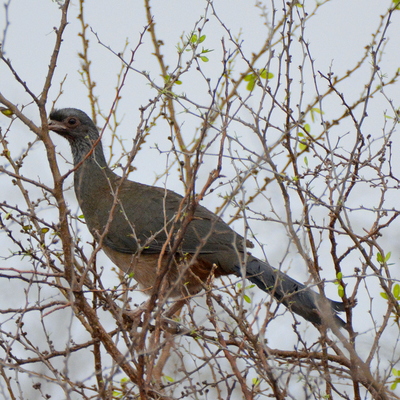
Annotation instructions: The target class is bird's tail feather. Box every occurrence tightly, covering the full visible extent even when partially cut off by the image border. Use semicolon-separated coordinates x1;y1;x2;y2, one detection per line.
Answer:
238;257;345;327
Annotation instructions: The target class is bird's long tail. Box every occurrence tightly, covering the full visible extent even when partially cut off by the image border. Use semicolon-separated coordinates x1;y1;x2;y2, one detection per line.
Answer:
237;256;345;327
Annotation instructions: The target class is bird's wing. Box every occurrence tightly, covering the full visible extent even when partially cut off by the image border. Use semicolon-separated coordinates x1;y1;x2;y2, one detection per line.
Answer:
100;181;249;257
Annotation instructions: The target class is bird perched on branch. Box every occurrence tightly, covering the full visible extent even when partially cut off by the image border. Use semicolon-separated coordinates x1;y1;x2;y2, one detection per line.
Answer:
49;108;345;327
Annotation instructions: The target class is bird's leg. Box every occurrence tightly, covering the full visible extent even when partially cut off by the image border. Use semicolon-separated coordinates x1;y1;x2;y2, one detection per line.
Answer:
121;301;150;331
121;298;187;334
160;299;188;334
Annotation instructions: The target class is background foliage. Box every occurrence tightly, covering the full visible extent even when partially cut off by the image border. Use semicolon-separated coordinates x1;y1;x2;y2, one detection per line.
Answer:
0;0;400;399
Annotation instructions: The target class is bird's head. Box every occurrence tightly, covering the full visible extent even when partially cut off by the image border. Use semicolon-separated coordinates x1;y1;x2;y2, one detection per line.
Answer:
49;108;105;166
49;108;99;142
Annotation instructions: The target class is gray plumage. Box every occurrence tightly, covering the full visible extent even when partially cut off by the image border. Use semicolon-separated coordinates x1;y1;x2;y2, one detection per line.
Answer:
49;108;345;327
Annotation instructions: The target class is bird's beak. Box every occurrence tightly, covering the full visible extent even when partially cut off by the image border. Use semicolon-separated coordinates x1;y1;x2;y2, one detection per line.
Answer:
48;120;67;134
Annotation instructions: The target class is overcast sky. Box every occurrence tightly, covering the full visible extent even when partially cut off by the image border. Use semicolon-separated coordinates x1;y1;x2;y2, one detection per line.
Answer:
1;1;400;398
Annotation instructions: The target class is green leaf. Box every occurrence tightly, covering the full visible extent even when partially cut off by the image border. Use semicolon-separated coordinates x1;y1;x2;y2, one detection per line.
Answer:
380;292;389;300
243;294;252;303
304;156;308;166
200;56;209;62
310;107;324;123
311;107;322;114
246;79;256;91
391;382;398;390
0;107;14;117
304;123;311;133
244;70;273;91
259;69;274;79
163;375;175;383
41;228;49;234
22;225;32;231
394;283;400;299
377;251;391;264
190;34;198;43
164;75;182;85
299;141;308;151
336;272;343;280
338;285;345;298
198;35;206;43
252;377;261;386
245;284;256;289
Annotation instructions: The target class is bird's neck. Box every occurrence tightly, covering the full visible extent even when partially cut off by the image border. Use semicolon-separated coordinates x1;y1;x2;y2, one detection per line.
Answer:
71;139;120;214
70;138;108;168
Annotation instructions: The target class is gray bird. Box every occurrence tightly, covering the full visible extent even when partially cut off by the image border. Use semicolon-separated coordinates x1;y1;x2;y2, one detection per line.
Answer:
49;108;345;327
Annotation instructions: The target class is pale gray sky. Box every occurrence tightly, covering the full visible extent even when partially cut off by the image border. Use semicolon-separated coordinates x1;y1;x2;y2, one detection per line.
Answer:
1;1;400;398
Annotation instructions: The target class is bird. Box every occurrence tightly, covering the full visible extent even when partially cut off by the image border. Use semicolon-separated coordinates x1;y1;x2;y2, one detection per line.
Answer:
48;108;345;327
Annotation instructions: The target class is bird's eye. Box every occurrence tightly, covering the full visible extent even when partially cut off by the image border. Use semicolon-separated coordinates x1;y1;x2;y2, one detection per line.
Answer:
67;117;78;126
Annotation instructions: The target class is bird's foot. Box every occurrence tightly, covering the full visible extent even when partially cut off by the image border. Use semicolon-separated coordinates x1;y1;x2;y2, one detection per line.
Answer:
122;303;147;330
160;316;188;334
121;298;190;335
